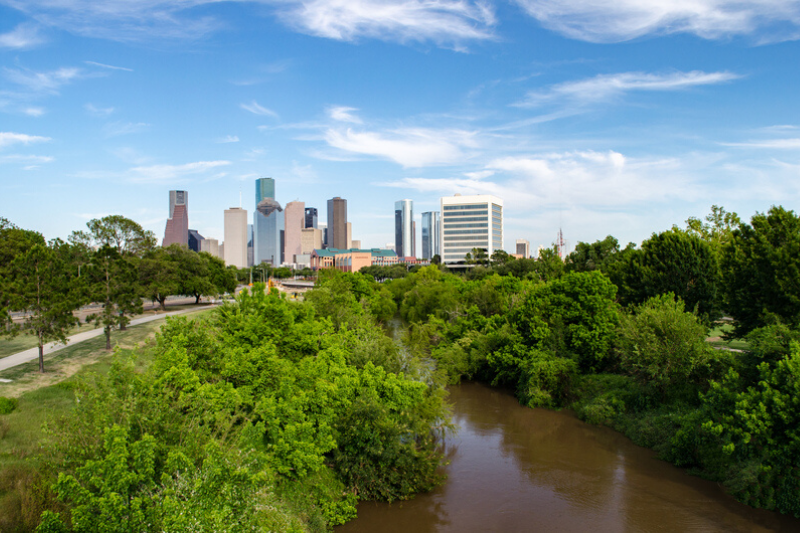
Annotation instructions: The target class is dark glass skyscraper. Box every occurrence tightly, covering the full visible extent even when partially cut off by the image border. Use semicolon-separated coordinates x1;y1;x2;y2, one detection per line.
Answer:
394;199;413;257
304;207;318;229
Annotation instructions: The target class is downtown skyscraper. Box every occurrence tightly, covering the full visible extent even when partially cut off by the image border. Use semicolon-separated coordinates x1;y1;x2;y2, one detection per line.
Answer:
395;199;414;258
254;177;283;265
421;211;440;260
327;197;347;250
163;190;188;247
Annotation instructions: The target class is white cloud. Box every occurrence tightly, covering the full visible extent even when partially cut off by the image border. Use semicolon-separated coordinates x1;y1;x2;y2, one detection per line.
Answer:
129;160;231;184
5;0;221;42
84;60;133;71
3;66;82;94
724;138;800;149
0;23;45;49
323;127;479;167
328;106;362;124
274;0;496;48
103;122;149;137
85;103;115;117
0;154;54;163
519;70;740;107
23;107;45;117
216;135;240;143
382;150;696;210
514;0;800;43
0;132;51;148
241;101;278;118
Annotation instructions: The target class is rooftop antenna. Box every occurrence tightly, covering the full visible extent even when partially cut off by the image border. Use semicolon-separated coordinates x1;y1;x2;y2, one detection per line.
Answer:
239;186;242;209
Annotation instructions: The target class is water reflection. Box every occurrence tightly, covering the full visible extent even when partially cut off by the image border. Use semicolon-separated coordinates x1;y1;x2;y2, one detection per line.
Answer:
337;382;800;533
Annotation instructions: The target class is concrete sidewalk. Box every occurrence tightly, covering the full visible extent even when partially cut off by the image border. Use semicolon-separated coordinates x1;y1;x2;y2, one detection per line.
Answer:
0;307;205;373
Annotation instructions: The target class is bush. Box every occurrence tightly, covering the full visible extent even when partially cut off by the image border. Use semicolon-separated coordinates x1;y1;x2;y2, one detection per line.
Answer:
0;396;18;415
516;350;577;409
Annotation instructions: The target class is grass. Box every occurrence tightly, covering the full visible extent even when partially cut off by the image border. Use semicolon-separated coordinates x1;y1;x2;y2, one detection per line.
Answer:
706;322;750;351
0;307;214;398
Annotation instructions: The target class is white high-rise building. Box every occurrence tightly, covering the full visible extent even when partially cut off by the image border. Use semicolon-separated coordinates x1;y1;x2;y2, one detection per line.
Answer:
224;207;248;268
440;194;503;264
394;199;414;257
421;211;440;259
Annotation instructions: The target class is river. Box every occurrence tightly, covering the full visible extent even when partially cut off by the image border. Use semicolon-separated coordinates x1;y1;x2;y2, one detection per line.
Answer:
337;381;800;532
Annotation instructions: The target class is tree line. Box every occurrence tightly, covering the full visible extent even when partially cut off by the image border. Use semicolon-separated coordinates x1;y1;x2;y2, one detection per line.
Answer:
367;204;800;517
0;216;237;372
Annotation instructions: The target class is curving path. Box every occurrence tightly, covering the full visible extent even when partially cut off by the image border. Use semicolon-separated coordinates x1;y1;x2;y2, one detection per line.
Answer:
0;307;205;373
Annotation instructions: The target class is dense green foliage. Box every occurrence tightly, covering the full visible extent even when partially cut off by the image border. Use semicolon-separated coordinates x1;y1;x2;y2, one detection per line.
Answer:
0;277;449;531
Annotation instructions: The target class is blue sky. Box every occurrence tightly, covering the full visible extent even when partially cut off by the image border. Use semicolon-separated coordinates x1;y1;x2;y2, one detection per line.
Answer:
2;0;800;253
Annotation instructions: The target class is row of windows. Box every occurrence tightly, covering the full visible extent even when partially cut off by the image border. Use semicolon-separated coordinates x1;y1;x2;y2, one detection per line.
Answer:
443;241;491;248
443;222;488;229
492;203;502;211
443;204;487;211
443;210;488;217
440;216;489;223
444;229;489;236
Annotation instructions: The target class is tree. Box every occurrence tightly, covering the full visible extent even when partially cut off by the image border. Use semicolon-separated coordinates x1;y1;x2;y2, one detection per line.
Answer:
617;229;720;321
530;245;564;282
0;219;46;325
616;294;713;393
170;246;216;304
490;249;511;265
722;206;800;337
139;248;180;311
84;215;156;257
4;240;82;372
686;205;741;253
566;235;622;273
84;245;141;350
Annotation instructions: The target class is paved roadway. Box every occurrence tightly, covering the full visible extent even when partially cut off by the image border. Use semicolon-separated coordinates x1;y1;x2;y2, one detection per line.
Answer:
0;307;205;373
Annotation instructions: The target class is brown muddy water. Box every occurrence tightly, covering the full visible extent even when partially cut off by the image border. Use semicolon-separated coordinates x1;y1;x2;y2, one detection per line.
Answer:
337;381;800;533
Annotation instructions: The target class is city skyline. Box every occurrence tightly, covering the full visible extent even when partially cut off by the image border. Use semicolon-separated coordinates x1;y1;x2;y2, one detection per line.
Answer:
3;2;800;252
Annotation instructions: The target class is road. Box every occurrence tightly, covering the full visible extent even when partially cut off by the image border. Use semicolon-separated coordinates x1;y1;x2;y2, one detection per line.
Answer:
0;307;205;373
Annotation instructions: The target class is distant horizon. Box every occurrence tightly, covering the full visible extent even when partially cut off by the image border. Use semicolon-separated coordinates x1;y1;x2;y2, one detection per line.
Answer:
2;1;799;253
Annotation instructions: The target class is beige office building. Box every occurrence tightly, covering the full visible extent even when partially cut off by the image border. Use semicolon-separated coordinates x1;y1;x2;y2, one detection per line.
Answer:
327;197;347;249
284;201;305;264
516;239;530;259
440;194;503;264
200;238;220;258
301;228;323;254
224;207;248;268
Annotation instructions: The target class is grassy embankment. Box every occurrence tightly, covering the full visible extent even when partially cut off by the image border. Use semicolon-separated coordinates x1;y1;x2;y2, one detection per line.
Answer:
0;307;214;530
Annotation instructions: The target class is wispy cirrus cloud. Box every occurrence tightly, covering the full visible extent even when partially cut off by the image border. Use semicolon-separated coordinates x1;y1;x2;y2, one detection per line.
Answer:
5;0;496;49
216;135;240;143
3;66;82;94
129;160;231;184
240;100;278;118
275;0;496;49
723;138;800;149
328;106;363;124
103;122;150;137
84;60;133;72
323;126;479;167
0;22;45;49
85;103;115;117
0;132;51;148
515;0;800;43
23;107;46;117
4;0;221;42
0;154;54;164
518;70;740;107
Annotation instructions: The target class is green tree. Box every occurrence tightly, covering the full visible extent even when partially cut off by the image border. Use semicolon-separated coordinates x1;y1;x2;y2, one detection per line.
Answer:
139;248;180;311
616;294;714;393
0;218;46;325
83;215;156;257
85;245;141;350
618;229;720;321
530;245;564;282
722;206;800;337
686;205;741;253
566;235;622;273
4;240;82;372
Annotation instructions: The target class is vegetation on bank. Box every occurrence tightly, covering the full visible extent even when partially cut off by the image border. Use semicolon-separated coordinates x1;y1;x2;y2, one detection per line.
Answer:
0;279;449;532
384;205;800;517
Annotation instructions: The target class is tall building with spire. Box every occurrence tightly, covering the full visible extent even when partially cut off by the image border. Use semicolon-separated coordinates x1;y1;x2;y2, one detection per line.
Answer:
163;190;188;247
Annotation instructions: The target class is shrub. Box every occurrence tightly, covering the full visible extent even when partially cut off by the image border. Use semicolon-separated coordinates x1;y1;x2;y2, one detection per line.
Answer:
0;396;18;415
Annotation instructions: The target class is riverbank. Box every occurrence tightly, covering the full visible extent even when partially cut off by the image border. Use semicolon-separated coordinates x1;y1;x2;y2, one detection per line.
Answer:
338;381;800;533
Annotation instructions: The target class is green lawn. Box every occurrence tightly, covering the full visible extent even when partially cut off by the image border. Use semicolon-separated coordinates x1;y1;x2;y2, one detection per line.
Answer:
707;322;750;351
0;304;211;360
